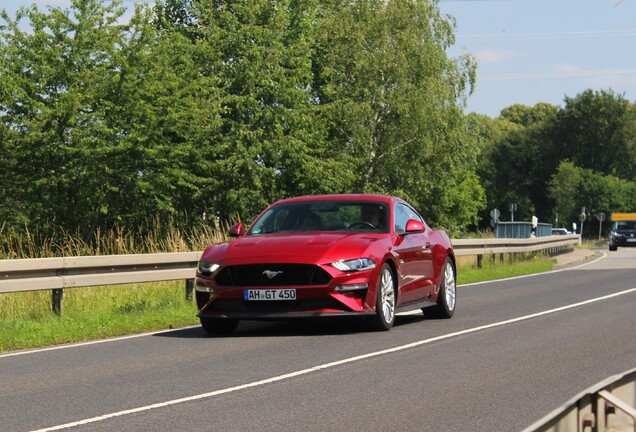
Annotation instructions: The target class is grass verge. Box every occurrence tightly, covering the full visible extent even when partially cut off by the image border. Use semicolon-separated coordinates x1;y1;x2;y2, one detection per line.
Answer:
457;255;554;285
1;255;556;353
0;281;198;352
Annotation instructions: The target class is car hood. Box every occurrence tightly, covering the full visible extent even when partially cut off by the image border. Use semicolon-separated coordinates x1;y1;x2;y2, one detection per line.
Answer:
202;232;385;265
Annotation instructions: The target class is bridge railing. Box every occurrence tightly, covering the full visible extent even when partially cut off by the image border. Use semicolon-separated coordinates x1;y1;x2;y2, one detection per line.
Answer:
522;366;636;432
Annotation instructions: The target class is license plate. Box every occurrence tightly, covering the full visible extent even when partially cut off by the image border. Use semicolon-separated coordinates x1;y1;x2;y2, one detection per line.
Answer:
627;238;636;243
244;289;297;301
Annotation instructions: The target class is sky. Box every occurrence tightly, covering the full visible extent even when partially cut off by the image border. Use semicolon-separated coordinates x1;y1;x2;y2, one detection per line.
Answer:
2;0;635;118
439;0;636;116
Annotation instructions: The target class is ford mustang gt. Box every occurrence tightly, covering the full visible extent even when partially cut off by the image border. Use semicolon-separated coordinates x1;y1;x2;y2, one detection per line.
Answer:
195;194;456;334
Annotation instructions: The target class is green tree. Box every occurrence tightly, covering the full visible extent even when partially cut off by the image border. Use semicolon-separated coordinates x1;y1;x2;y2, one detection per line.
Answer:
312;0;482;231
476;103;558;224
552;89;635;179
1;0;492;241
0;0;134;236
500;102;558;128
549;161;636;237
108;5;224;229
156;0;353;222
0;0;222;237
548;161;583;230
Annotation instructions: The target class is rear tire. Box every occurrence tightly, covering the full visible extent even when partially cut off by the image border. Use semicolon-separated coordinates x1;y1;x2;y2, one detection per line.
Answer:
423;257;456;319
368;263;396;331
200;317;239;335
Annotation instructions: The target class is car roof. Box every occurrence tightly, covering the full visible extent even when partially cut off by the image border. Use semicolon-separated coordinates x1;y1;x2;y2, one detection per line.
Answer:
272;194;396;205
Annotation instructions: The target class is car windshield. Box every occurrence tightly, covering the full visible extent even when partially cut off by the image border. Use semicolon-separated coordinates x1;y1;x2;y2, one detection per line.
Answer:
248;201;389;235
615;221;636;230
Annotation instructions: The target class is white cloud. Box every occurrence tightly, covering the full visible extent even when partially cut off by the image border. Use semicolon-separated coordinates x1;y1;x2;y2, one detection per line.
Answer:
473;49;515;65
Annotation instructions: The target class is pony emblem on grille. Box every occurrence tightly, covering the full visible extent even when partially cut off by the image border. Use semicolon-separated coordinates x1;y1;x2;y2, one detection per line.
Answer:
262;270;283;279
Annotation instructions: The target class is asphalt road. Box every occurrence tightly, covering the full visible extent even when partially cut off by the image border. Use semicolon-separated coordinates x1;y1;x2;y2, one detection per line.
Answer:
2;248;635;432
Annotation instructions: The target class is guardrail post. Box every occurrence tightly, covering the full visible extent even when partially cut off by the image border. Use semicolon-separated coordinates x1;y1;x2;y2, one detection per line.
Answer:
52;289;63;316
477;255;483;268
185;279;194;301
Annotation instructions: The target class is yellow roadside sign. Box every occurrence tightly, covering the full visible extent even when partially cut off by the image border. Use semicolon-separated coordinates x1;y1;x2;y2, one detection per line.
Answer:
611;213;636;221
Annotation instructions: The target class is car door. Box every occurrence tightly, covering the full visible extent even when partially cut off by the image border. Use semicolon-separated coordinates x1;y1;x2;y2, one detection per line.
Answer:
392;202;435;305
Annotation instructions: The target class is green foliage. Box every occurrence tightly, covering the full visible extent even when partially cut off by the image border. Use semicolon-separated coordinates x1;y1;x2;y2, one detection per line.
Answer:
548;161;581;228
1;0;127;233
475;103;558;223
1;0;485;242
549;161;636;237
312;0;481;231
0;0;217;239
476;90;636;231
185;0;347;219
553;89;635;179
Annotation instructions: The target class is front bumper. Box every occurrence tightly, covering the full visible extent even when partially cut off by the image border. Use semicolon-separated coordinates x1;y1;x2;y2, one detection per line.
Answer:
195;277;373;320
609;235;636;247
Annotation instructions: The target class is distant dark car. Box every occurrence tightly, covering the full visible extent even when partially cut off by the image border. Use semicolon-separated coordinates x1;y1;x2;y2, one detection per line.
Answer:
609;220;636;251
195;194;456;334
551;228;571;235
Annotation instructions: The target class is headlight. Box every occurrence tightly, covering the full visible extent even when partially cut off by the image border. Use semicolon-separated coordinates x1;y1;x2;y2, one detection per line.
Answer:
197;261;220;275
331;258;376;272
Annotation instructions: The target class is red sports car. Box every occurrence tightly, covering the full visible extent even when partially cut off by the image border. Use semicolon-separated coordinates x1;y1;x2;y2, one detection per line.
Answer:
195;194;456;334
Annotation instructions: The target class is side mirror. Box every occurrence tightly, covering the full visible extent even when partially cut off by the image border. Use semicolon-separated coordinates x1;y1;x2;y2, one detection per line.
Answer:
405;219;425;233
228;223;245;237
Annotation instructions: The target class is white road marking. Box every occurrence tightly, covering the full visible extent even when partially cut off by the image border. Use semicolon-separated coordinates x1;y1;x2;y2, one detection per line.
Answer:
29;285;636;432
0;326;200;359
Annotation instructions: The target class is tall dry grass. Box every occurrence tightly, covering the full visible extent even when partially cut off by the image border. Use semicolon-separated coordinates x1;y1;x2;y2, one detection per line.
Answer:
0;219;228;259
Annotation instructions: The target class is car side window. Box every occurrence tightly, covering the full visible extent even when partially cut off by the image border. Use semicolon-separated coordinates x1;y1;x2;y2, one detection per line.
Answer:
394;203;423;234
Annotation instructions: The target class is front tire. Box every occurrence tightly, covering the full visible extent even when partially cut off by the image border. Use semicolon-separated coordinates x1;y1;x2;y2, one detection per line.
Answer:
609;244;617;251
423;257;456;319
200;317;239;335
368;263;396;331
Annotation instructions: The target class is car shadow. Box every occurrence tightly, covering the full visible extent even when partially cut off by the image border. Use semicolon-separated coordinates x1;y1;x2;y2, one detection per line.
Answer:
153;314;426;339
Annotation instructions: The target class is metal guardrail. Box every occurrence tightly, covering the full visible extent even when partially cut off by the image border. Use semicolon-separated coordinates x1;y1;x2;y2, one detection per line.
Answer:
0;235;579;293
0;235;579;313
0;235;580;294
0;252;201;314
523;366;636;432
452;234;579;257
0;252;201;294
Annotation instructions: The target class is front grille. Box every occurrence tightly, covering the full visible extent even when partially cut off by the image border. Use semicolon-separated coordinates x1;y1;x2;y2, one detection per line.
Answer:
215;264;332;287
